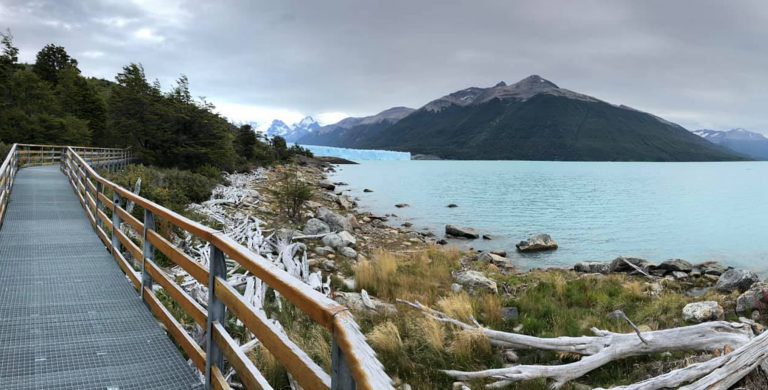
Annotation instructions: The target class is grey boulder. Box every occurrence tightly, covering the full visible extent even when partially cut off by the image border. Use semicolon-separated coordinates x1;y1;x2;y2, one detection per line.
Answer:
656;259;693;273
445;225;480;239
316;207;353;232
453;270;497;294
339;246;358;259
736;282;768;315
303;218;330;235
682;301;724;323
714;269;760;293
574;262;611;274
516;234;558;252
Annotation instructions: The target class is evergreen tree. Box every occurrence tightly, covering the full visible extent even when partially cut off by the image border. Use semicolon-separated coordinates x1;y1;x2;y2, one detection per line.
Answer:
56;68;107;145
235;124;257;160
32;44;79;84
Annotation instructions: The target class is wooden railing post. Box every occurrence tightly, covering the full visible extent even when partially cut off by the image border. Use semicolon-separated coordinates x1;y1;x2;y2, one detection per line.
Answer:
111;192;121;254
332;335;356;390
205;246;227;390
141;210;155;300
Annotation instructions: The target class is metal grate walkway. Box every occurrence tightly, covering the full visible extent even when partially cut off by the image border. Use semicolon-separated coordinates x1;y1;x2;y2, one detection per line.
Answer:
0;166;203;389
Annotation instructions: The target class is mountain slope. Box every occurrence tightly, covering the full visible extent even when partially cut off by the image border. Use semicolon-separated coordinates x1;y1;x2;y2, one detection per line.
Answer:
297;107;414;147
306;75;742;161
693;129;768;160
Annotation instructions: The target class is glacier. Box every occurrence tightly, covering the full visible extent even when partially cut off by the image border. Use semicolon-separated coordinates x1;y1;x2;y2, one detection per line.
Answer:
295;144;411;161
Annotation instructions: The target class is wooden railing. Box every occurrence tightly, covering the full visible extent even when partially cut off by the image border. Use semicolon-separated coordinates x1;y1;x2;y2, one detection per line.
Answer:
54;146;392;389
0;143;132;228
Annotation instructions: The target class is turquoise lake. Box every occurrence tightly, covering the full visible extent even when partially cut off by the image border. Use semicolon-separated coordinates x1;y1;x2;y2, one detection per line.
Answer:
331;160;768;274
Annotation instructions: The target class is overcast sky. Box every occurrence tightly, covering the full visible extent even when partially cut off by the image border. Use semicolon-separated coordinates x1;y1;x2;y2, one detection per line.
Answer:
2;0;767;132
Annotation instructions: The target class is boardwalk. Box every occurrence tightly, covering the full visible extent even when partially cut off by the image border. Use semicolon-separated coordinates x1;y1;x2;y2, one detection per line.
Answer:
0;166;202;389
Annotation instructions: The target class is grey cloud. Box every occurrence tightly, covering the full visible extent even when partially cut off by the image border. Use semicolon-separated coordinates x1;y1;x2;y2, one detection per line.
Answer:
1;0;767;131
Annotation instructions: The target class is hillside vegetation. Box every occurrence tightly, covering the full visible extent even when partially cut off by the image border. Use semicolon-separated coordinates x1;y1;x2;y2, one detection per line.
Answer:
0;30;310;172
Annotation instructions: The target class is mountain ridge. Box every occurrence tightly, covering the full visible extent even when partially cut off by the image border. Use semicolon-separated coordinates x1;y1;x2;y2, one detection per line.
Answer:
298;75;743;161
693;128;768;160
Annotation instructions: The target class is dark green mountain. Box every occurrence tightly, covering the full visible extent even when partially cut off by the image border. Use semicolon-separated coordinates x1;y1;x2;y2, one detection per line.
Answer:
300;75;743;161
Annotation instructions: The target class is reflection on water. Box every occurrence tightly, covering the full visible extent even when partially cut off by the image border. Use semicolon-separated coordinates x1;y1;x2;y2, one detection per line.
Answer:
331;160;768;273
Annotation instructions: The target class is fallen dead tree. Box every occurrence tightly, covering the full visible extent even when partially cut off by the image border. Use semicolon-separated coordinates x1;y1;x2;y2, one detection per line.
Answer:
399;299;761;389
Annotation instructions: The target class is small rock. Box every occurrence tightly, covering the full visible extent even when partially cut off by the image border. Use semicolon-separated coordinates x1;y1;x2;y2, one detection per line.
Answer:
452;383;471;390
363;188;373;193
697;261;730;276
610;257;654;274
316;207;353;232
500;307;519;321
337;231;357;248
482;234;492;240
453;270;498;294
477;252;510;268
714;269;760;293
436;239;448;245
690;268;702;278
491;250;507;257
502;349;519;363
574;262;611;274
339;246;358;259
736;282;768;315
447;203;458;208
512;324;523;332
657;259;693;273
318;180;335;190
395;203;409;208
682;301;724;322
321;233;344;249
333;181;348;186
303;218;330;235
321;260;337;272
401;222;413;228
672;271;689;280
361;216;371;223
450;283;463;293
314;246;335;256
516;234;558;252
337;195;356;210
445;225;480;239
705;274;720;282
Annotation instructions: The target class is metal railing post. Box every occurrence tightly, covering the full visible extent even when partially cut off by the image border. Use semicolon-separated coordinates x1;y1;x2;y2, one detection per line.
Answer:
332;335;356;390
95;181;104;229
141;210;155;300
111;192;121;254
205;245;227;389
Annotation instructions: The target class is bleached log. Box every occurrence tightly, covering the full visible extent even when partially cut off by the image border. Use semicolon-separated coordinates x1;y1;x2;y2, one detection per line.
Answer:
399;300;755;388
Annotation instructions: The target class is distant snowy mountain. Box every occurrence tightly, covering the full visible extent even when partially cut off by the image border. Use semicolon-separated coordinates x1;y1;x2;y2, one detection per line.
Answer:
693;128;768;160
266;116;320;142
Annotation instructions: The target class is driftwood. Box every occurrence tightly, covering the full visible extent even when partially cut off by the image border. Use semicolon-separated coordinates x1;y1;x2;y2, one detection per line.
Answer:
598;328;768;390
399;300;758;389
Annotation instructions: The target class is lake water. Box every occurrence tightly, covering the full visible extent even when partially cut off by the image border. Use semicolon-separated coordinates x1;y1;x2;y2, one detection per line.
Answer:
331;160;768;274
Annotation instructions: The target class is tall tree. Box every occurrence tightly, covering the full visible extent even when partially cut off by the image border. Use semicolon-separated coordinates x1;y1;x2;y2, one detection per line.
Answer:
56;68;107;145
32;44;79;85
235;124;257;160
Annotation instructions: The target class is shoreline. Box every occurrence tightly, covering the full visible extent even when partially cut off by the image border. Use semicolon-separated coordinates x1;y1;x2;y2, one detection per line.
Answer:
178;160;768;388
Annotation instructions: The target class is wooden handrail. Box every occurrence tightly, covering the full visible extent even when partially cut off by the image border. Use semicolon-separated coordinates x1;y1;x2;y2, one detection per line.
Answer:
54;145;391;390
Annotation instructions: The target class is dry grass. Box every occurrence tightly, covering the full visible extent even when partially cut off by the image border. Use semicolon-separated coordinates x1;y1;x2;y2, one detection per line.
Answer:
449;330;493;364
414;317;445;351
437;293;474;322
354;246;461;303
367;321;403;354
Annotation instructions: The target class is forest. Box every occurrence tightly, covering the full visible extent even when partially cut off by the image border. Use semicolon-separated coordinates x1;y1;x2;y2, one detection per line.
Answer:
0;30;310;173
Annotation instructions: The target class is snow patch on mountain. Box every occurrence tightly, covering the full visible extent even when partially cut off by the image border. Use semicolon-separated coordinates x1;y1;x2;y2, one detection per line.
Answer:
266;116;320;142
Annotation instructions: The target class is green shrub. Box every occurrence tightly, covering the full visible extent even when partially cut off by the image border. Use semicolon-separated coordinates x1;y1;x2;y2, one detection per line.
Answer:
105;164;221;213
271;167;312;221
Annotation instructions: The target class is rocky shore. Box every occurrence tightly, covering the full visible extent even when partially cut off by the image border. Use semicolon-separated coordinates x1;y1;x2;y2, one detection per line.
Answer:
232;161;767;389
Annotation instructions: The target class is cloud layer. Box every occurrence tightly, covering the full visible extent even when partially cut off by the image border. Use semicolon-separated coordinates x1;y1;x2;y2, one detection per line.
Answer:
2;0;767;132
